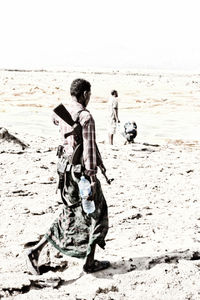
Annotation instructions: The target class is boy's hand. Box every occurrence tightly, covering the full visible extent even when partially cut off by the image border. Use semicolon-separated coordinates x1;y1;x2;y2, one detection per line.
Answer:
88;175;97;200
90;182;97;199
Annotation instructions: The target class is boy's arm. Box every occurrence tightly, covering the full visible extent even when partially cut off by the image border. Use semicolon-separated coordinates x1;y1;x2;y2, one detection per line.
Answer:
81;114;98;199
112;99;120;122
113;107;120;122
81;113;97;178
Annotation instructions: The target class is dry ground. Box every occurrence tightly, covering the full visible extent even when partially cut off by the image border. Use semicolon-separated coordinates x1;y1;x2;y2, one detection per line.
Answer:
0;70;200;299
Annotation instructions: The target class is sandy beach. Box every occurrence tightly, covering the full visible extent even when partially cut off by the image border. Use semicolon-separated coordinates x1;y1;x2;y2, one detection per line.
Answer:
0;69;200;299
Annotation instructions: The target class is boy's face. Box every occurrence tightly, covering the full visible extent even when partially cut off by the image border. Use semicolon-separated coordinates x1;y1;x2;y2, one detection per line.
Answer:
84;90;91;107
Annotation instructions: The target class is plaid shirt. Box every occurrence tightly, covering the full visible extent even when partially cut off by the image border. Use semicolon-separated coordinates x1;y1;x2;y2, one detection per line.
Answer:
53;100;100;177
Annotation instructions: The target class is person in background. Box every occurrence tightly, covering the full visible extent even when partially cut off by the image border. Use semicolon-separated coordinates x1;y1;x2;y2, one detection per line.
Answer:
108;90;120;145
122;121;137;144
26;78;110;275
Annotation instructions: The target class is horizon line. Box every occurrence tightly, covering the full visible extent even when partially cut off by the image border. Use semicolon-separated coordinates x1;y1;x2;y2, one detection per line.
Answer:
1;67;200;76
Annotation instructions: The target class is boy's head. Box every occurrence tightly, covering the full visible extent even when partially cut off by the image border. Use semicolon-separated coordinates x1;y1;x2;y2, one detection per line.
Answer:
70;78;91;107
111;90;118;97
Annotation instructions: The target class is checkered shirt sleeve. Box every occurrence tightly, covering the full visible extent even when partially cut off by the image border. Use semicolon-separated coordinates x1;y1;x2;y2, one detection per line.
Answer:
80;111;97;176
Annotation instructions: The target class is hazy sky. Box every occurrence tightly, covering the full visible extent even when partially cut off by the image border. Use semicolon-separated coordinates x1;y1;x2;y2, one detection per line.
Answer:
0;0;200;71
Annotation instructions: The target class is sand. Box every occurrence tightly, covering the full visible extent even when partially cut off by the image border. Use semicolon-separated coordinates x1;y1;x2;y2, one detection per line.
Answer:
0;69;200;299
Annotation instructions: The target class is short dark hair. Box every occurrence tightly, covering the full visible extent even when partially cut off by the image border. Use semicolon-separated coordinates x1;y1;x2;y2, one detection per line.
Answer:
111;90;118;97
70;78;91;99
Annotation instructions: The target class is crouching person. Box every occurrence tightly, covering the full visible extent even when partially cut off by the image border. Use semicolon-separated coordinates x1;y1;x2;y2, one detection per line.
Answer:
26;78;110;274
122;121;137;144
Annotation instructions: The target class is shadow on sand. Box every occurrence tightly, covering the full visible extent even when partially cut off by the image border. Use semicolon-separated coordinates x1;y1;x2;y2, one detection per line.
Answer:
38;249;200;281
91;249;200;279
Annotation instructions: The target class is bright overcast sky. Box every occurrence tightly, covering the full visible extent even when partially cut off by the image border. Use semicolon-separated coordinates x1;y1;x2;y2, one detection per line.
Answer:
0;0;200;71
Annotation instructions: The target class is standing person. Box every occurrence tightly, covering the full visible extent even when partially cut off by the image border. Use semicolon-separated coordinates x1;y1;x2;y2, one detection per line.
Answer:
108;90;120;145
26;78;110;274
